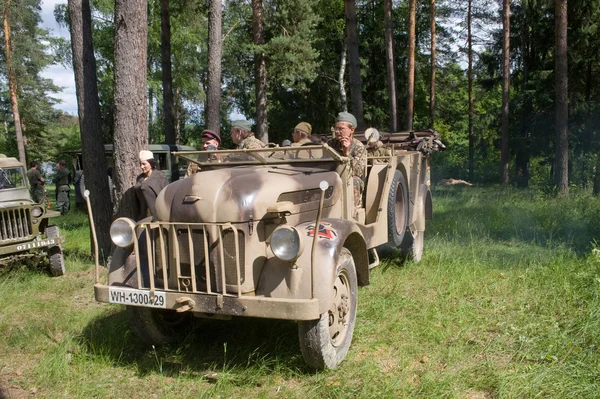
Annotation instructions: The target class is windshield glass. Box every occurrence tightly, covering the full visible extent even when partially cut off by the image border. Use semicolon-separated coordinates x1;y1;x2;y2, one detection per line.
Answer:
174;145;341;167
0;167;26;190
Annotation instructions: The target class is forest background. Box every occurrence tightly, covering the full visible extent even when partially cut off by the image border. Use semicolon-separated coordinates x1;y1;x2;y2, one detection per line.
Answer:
0;0;596;191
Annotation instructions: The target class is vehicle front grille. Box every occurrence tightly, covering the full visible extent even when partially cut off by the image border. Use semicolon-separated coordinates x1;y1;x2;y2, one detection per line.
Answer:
143;222;245;296
0;208;32;242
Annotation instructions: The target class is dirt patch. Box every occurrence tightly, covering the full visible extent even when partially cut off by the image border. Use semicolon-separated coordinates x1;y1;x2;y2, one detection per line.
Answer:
462;389;492;399
0;369;31;399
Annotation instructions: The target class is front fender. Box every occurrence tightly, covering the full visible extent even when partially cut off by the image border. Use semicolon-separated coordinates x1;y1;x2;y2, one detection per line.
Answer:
107;217;152;288
256;218;368;315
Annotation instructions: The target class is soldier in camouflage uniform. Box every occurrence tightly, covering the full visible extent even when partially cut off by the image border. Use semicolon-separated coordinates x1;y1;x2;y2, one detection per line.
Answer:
53;160;71;215
327;112;367;215
27;161;45;203
230;119;265;149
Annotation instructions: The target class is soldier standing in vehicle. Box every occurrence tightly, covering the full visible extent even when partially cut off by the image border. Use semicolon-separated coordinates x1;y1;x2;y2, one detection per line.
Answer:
53;160;71;215
185;129;221;177
230;120;265;149
27;161;45;203
327;112;367;213
291;122;313;146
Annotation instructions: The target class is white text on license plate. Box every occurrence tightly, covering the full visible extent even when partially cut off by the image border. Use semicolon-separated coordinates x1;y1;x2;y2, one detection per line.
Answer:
108;287;166;308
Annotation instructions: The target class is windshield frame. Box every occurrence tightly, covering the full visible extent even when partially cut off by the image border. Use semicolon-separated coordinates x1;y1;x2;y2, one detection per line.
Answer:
173;144;346;168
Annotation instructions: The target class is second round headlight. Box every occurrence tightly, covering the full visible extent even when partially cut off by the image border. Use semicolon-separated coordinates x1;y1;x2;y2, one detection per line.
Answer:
269;226;303;261
110;218;136;248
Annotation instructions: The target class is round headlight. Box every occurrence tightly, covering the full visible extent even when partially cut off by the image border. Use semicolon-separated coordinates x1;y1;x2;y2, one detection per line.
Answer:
31;206;44;218
269;226;303;261
110;218;136;248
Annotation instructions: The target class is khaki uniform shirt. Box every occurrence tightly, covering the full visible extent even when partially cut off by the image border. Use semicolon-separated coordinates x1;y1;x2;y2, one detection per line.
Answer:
327;137;367;180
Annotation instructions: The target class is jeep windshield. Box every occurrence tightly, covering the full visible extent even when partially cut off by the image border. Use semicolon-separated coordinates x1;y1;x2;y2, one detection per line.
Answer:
0;166;26;190
173;144;344;167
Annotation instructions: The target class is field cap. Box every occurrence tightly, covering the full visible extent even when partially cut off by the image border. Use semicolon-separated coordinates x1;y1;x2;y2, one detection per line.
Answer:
232;119;252;131
139;150;154;161
294;122;312;136
202;129;221;143
336;112;357;128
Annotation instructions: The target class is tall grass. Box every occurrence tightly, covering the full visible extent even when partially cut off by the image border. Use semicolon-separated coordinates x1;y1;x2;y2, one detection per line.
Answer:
1;186;599;398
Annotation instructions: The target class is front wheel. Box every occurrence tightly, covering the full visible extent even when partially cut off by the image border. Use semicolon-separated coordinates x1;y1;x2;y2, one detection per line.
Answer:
46;225;65;276
127;306;192;345
298;248;357;370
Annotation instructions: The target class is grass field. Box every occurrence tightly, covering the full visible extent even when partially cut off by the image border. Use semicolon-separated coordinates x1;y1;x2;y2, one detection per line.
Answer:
1;186;599;398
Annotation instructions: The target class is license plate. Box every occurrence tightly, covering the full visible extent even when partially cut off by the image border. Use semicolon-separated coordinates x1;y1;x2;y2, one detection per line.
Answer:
16;239;55;251
108;287;167;308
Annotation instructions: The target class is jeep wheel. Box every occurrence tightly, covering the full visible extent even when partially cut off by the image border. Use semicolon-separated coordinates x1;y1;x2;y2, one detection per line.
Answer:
378;170;408;257
298;248;357;370
46;226;65;276
127;306;191;345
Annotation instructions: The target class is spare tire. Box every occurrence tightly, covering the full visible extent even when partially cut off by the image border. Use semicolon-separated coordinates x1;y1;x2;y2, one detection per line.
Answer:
378;169;408;256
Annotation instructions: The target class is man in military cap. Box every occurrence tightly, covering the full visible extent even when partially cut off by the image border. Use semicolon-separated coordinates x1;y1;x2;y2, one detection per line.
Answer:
185;129;222;177
327;112;367;216
53;160;71;215
27;161;45;203
291;122;313;146
230;119;265;149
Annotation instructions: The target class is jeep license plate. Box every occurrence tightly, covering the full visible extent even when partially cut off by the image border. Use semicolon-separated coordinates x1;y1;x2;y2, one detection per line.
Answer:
108;287;166;308
16;239;55;251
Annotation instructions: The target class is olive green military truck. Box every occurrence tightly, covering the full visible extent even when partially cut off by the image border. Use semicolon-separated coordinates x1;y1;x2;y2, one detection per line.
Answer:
0;155;65;276
89;129;444;369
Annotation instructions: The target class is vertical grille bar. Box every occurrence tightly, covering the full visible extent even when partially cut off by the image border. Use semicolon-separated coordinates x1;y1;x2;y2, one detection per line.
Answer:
145;228;155;292
203;228;212;294
1;212;6;240
187;225;197;292
159;226;168;290
217;227;227;294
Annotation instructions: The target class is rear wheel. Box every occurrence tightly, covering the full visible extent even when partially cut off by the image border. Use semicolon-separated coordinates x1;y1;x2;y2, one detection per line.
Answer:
127;306;191;345
298;248;357;369
378;170;408;257
46;226;65;276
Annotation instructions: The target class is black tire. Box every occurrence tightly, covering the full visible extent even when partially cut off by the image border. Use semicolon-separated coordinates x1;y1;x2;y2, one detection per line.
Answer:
46;225;65;276
298;248;357;370
127;306;191;346
378;170;409;256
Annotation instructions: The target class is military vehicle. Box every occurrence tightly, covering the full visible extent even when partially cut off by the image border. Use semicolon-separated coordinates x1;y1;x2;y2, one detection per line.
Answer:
89;129;444;369
0;155;65;276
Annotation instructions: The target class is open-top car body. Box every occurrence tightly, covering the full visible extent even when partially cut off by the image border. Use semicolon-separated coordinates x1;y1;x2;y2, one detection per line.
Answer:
92;129;444;369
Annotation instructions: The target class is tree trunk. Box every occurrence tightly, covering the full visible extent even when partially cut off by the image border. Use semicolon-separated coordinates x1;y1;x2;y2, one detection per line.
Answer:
113;0;148;219
554;0;568;195
344;0;365;128
500;0;510;184
206;0;223;133
429;0;436;129
160;0;176;144
384;0;398;132
339;41;348;112
406;0;416;131
252;0;268;143
467;0;474;182
68;0;113;260
2;0;26;165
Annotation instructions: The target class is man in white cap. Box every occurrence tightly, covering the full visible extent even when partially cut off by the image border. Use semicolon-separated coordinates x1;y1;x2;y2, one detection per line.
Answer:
135;149;169;220
327;111;367;214
230;119;265;149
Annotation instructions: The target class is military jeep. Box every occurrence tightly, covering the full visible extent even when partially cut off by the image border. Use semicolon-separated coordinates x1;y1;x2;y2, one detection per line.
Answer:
0;155;65;276
91;129;443;369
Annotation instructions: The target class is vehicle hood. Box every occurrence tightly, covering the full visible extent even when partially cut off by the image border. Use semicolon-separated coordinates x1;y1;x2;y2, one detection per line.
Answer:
155;166;341;223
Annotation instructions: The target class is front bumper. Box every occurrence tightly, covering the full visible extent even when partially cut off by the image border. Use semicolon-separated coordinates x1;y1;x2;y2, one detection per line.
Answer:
0;235;64;256
94;283;320;320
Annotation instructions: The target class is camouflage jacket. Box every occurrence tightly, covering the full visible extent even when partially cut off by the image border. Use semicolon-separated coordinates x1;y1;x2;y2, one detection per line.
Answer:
238;135;265;150
327;137;367;180
366;141;391;163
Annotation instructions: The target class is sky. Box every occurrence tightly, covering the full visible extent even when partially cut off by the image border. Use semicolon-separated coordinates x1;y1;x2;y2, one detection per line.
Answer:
39;0;78;115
